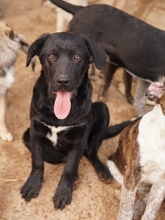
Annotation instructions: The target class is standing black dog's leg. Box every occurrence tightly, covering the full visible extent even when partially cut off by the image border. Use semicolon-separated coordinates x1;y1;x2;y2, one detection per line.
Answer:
84;102;112;183
98;62;118;101
90;63;97;81
124;71;134;104
21;127;45;202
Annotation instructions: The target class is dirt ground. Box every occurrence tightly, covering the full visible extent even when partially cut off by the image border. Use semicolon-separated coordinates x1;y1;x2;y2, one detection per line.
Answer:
0;0;165;219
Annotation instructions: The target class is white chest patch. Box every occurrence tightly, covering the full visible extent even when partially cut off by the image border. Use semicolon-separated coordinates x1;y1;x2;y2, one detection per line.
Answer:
41;121;84;147
47;125;71;146
138;104;165;183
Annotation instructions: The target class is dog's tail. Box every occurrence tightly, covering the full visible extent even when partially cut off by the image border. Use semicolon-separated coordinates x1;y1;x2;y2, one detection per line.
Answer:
49;0;83;15
104;120;134;139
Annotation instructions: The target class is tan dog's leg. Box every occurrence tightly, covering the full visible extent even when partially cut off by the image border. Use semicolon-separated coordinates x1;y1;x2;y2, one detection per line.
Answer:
0;92;13;141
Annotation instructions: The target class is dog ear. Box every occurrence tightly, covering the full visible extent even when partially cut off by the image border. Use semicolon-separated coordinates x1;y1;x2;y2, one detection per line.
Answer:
81;34;107;70
26;33;50;67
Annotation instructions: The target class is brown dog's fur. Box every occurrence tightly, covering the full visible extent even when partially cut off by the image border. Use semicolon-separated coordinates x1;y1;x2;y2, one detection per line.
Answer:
107;78;165;220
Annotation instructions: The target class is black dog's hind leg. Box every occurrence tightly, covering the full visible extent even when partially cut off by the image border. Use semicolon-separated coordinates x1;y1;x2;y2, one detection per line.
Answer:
84;102;112;183
124;71;134;104
98;62;118;101
90;63;97;81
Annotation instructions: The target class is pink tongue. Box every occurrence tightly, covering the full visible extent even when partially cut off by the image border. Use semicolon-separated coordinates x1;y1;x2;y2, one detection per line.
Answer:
54;91;71;119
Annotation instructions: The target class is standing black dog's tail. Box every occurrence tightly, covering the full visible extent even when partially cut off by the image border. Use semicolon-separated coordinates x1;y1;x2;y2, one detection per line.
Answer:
104;120;134;139
49;0;83;15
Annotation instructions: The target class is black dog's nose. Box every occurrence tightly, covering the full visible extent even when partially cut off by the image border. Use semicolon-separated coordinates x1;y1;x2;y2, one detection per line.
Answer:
58;77;70;86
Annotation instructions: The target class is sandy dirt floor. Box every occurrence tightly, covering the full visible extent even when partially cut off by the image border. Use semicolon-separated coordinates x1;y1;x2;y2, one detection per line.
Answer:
0;0;165;219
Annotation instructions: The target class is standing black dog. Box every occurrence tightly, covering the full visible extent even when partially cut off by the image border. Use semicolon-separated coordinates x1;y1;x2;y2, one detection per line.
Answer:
21;32;131;209
49;0;165;116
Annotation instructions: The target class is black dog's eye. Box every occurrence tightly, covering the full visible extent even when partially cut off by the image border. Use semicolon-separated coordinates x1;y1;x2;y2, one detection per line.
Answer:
48;54;55;59
74;54;81;60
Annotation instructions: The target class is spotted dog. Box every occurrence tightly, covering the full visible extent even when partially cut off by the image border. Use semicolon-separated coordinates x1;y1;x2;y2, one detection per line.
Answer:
107;78;165;220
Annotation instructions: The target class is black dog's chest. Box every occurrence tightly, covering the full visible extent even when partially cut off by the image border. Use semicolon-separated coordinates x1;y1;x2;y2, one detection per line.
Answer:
41;121;86;149
46;124;71;147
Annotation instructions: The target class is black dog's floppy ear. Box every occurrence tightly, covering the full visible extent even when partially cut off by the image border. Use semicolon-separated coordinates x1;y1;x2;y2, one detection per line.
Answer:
26;33;50;67
82;34;107;70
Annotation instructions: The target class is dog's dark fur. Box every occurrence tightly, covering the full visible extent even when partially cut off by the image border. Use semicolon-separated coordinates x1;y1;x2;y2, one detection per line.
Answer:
49;0;165;116
20;32;131;209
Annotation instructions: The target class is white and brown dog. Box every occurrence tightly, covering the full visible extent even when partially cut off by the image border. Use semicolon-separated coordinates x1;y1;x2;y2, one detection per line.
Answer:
107;78;165;220
0;22;35;141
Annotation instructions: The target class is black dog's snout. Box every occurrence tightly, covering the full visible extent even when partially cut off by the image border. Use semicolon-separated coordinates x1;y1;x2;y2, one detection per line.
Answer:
58;77;70;86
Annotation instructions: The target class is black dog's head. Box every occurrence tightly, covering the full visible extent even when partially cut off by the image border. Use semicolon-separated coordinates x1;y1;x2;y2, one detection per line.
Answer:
26;32;106;119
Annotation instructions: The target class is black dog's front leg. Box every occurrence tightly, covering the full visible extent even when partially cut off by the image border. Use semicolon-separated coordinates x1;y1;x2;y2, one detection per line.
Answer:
21;132;44;202
53;143;84;209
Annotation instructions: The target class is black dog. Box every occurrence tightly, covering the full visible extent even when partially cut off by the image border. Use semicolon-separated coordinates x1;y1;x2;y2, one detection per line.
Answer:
49;0;165;116
20;32;131;209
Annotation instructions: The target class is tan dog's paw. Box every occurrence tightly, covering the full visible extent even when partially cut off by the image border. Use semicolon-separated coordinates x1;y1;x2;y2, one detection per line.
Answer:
0;130;13;141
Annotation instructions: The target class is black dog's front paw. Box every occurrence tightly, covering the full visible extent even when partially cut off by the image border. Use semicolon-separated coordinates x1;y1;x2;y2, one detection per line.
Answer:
21;173;42;202
53;187;72;209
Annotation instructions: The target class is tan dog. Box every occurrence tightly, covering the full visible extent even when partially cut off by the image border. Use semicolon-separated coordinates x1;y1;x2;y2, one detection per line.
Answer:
107;78;165;220
0;22;34;141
